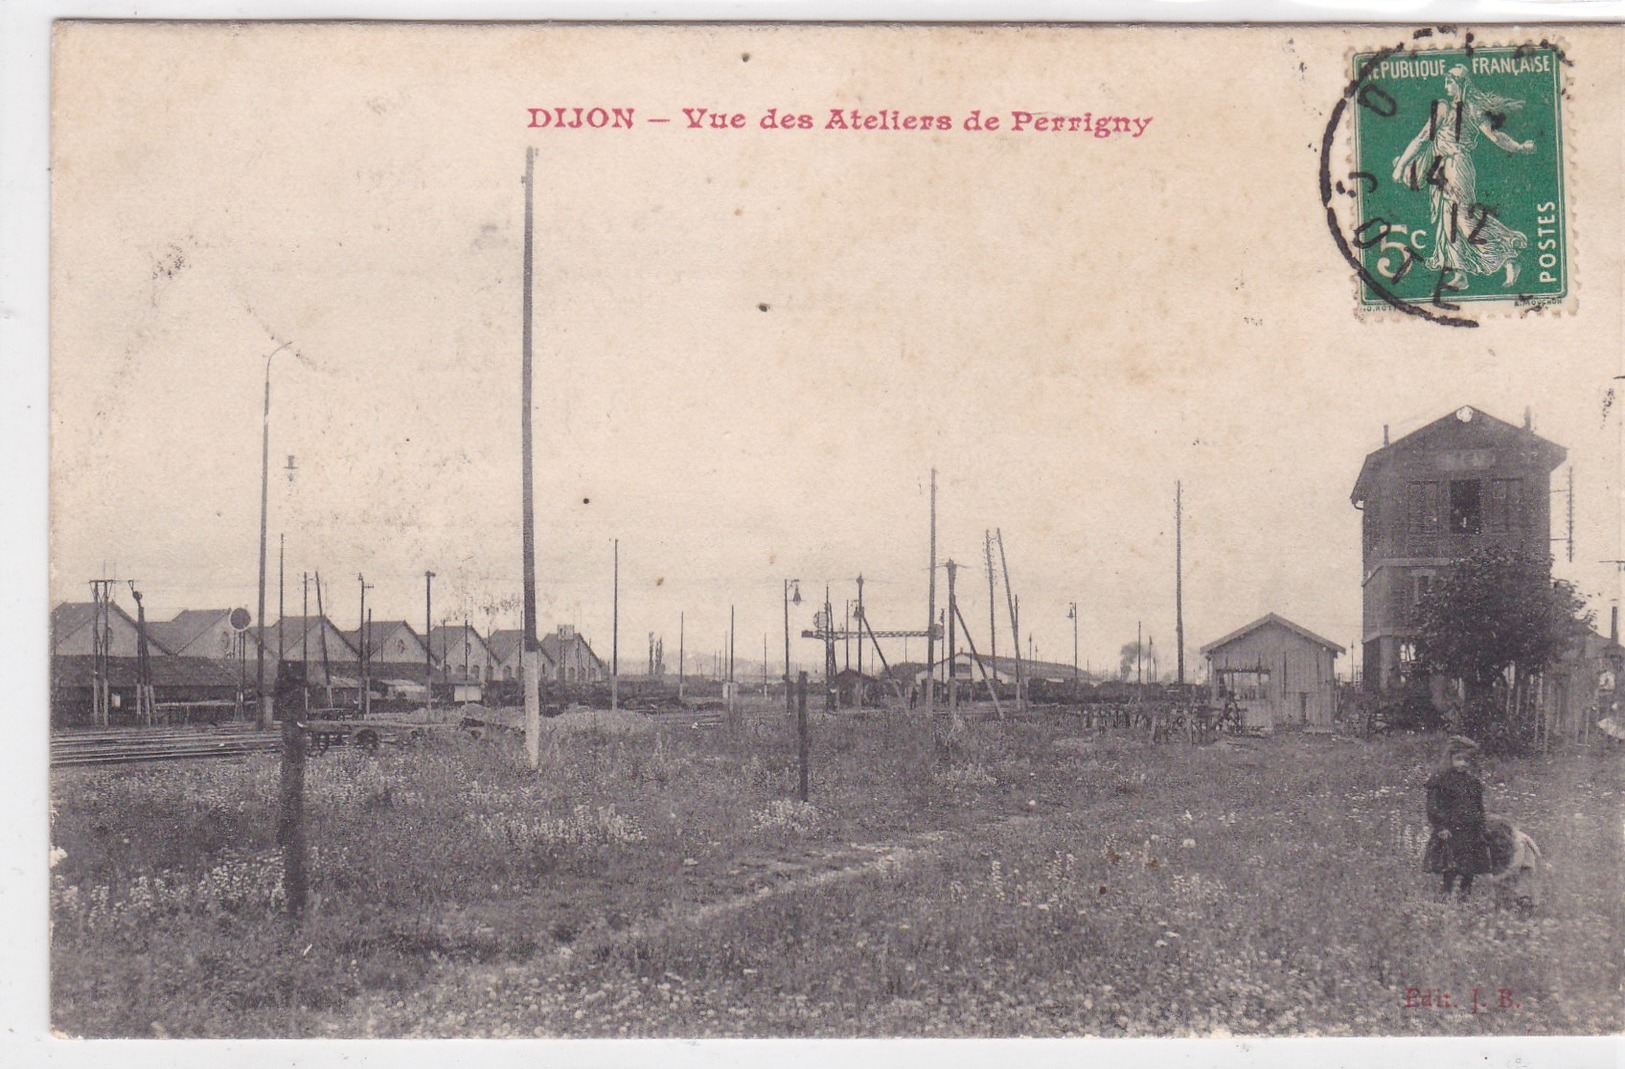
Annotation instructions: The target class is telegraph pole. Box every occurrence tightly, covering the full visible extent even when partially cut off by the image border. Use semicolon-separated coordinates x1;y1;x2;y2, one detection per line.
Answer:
926;469;938;710
1069;602;1079;690
1176;481;1186;686
301;572;310;715
824;585;836;711
278;565;308;916
784;579;800;717
424;571;435;709
278;535;286;669
844;600;851;672
128;582;153;725
855;574;865;683
520;144;542;769
985;532;998;669
678;611;685;702
358;575;372;717
945;559;959;714
89;578;116;726
611;538;620;711
997;529;1024;711
315;572;333;708
256;340;292;730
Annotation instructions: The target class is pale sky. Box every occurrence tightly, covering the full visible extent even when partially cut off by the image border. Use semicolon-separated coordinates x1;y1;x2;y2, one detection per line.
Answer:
49;23;1624;679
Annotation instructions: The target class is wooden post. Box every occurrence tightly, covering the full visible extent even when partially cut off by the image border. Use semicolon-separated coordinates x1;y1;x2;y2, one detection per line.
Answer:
997;529;1025;712
424;571;435;710
986;532;998;676
926;468;937;710
953;599;1002;719
1176;481;1186;686
278;535;285;670
611;538;620;712
945;559;959;716
315;571;333;709
521;145;541;769
277;659;308;915
797;671;809;801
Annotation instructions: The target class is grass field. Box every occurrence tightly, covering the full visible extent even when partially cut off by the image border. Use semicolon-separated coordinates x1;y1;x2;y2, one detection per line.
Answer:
49;704;1624;1038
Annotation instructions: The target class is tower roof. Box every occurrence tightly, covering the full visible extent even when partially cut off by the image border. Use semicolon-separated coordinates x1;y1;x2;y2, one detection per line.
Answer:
1351;405;1566;507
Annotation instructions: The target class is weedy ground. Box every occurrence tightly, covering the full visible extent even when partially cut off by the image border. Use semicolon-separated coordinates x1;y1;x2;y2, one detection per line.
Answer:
49;703;1623;1038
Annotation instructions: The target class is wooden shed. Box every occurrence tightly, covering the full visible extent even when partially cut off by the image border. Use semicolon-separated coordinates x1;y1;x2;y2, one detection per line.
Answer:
1201;614;1343;733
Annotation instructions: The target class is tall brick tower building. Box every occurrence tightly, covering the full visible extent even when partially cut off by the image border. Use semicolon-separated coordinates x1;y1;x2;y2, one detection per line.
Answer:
1351;405;1565;691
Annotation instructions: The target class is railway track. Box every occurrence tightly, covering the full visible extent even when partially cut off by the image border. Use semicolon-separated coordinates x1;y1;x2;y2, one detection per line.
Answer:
53;710;724;768
51;726;280;768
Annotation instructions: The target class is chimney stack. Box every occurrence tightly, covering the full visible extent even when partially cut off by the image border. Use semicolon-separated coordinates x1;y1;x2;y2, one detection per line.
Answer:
1382;424;1390;446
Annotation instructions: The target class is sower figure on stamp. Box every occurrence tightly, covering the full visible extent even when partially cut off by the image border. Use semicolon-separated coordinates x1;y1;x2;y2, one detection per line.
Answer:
1423;735;1493;898
1391;65;1535;292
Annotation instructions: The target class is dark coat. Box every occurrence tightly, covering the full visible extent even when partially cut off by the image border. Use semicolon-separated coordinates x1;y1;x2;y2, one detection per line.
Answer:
1422;766;1492;875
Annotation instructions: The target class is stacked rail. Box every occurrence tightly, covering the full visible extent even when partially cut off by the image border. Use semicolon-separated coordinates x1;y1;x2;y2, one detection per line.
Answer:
51;725;279;768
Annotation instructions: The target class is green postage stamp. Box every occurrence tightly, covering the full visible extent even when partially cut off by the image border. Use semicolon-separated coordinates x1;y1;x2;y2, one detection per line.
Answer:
1349;43;1567;310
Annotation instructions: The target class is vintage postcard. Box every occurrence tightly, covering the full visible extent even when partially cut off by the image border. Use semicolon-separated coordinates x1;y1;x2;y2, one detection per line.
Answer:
42;20;1624;1049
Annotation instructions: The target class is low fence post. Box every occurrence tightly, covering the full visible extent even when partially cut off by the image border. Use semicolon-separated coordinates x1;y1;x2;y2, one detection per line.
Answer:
797;670;809;802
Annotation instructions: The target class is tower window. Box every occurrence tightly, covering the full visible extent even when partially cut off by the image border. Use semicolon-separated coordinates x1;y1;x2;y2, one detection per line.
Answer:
1449;480;1482;535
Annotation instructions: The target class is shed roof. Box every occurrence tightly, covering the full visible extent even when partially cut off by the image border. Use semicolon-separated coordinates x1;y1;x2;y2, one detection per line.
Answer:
1200;613;1343;657
147;609;235;654
486;629;557;667
541;630;603;665
428;624;493;657
52;654;238;689
265;616;359;657
344;620;425;653
52;597;146;640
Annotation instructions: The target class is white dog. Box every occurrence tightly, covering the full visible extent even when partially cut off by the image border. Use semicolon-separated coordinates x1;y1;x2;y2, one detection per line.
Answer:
1482;815;1542;911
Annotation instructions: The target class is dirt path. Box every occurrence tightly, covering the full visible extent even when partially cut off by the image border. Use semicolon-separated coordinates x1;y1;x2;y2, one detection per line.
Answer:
318;813;1043;1037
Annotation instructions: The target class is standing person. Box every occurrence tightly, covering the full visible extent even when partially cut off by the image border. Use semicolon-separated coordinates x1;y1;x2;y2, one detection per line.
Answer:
1423;735;1492;898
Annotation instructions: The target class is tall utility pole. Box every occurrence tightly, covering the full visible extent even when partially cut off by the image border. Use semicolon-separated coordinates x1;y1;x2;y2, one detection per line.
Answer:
520;145;542;768
997;529;1025;711
824;585;836;711
784;579;801;717
277;535;286;669
1137;620;1143;686
256;340;292;730
985;532;998;670
945;559;959;714
358;574;372;717
1069;602;1079;689
1176;481;1186;686
855;574;865;682
678;611;685;701
727;604;736;724
843;600;852;672
611;538;620;711
301;572;310;715
89;578;116;726
315;572;333;708
926;468;937;710
424;571;436;709
128;582;153;725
